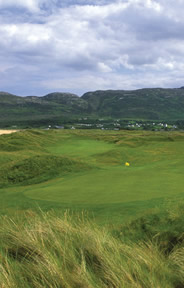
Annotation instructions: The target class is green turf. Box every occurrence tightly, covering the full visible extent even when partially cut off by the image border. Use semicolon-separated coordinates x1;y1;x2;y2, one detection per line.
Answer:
0;129;184;223
47;137;115;157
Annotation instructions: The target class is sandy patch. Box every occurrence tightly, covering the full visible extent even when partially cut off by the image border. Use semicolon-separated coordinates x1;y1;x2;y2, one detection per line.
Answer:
0;130;18;135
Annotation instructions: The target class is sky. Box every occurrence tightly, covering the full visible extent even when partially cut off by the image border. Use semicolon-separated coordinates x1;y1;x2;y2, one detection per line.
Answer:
0;0;184;96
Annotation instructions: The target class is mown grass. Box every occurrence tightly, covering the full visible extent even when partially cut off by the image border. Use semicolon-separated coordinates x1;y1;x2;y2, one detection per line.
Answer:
1;202;184;287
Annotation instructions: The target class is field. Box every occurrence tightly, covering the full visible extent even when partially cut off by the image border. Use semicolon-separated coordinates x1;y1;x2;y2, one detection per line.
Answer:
0;129;184;223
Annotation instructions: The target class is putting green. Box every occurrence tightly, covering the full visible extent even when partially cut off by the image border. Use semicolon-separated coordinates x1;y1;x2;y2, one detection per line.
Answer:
24;162;184;204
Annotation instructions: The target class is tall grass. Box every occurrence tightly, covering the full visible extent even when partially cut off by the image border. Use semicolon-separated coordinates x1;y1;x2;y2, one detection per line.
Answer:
0;207;184;287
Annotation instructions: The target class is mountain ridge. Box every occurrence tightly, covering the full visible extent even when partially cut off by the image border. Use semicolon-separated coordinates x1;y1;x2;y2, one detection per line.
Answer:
1;88;184;127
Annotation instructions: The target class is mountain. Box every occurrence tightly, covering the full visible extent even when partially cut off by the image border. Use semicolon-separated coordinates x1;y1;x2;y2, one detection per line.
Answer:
1;88;184;127
0;91;87;127
82;88;184;119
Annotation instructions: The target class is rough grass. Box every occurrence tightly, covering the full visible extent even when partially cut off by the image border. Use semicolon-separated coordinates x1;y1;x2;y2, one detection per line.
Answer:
0;130;93;187
0;154;91;187
1;203;184;287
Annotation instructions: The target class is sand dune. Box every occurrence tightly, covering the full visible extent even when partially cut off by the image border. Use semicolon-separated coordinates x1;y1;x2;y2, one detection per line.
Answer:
0;130;18;135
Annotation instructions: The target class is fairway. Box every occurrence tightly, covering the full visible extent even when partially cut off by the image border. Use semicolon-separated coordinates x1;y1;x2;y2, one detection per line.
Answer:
1;129;184;222
47;137;115;159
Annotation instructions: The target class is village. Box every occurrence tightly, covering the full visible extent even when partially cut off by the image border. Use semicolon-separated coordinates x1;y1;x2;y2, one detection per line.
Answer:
46;118;179;131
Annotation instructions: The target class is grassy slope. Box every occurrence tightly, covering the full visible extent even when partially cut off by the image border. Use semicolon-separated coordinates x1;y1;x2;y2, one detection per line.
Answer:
0;129;184;224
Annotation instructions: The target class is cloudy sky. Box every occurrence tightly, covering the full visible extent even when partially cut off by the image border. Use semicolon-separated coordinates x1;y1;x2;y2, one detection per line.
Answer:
0;0;184;96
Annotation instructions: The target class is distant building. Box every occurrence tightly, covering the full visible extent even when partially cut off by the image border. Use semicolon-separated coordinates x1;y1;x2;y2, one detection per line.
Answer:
55;125;64;129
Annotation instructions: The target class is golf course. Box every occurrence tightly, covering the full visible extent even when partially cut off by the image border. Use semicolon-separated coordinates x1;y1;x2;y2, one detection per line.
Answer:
1;129;184;223
2;129;184;287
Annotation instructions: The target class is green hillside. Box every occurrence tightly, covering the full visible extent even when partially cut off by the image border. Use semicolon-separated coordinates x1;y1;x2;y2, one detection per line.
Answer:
1;87;184;127
0;91;87;127
82;88;184;119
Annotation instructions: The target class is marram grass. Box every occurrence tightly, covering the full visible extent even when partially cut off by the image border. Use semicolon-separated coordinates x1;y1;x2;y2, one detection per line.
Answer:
0;210;183;288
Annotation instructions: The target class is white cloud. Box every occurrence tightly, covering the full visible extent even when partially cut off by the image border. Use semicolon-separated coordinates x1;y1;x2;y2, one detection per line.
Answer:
0;0;42;11
98;62;112;72
0;23;51;50
40;68;184;94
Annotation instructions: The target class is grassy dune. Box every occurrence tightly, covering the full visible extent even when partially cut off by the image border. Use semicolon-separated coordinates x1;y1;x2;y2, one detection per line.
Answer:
1;203;184;287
